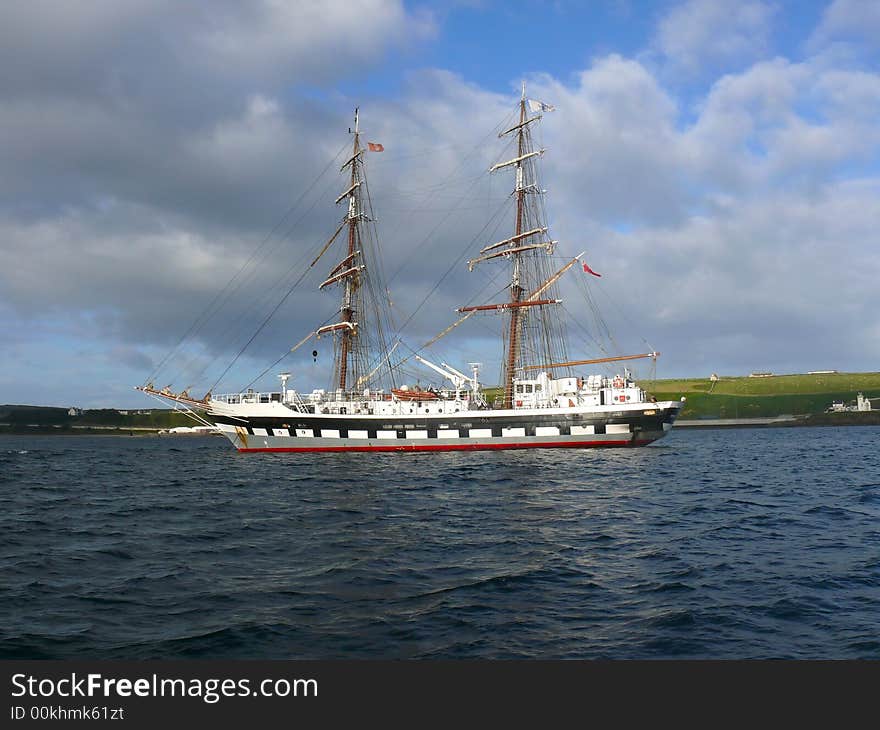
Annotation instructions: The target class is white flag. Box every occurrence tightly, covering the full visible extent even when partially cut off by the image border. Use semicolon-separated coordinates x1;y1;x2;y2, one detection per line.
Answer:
527;98;555;113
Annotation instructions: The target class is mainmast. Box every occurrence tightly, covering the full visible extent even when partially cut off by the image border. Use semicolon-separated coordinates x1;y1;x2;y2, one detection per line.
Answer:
504;88;528;408
465;83;561;408
338;108;361;391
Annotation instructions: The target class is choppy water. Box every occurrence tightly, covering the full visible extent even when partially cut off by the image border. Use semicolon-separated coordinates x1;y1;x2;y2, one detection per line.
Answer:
1;427;878;659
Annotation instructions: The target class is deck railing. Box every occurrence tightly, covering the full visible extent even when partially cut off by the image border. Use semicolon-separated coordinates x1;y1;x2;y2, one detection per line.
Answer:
212;389;475;405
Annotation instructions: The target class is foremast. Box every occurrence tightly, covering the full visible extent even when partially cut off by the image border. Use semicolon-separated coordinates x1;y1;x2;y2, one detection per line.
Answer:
315;108;393;393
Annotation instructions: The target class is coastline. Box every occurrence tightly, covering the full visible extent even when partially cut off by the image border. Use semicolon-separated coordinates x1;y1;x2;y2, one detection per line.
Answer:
676;412;880;429
0;426;164;436
0;426;220;437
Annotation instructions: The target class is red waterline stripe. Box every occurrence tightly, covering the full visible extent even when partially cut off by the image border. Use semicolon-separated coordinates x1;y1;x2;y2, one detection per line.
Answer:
237;439;654;453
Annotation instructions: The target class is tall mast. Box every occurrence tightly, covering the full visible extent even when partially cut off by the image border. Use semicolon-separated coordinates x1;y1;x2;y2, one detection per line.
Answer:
338;108;360;391
312;109;397;394
461;84;564;406
503;85;528;408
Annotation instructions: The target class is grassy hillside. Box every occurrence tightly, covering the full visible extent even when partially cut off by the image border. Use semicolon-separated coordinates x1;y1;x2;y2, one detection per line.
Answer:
644;372;880;419
0;405;199;433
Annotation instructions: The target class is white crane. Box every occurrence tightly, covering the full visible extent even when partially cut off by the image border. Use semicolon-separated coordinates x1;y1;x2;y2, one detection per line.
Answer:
414;355;467;389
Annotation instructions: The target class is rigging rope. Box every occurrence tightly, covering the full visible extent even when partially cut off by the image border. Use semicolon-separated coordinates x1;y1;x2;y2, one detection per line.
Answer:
146;140;349;387
167;167;353;390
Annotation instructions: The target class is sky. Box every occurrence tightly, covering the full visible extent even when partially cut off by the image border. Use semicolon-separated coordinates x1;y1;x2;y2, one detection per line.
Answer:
2;0;878;408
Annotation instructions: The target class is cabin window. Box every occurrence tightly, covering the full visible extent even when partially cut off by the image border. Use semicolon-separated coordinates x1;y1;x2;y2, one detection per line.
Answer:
525;384;534;393
516;385;524;393
535;384;542;392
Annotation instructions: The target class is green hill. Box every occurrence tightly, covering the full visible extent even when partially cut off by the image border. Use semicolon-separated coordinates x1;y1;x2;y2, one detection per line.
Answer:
0;405;200;434
644;372;880;419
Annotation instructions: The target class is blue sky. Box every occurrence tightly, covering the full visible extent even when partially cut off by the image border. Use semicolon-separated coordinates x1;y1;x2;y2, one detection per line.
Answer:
1;0;878;407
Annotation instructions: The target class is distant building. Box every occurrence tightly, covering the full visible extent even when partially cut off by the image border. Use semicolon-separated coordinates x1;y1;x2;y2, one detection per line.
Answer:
808;370;838;374
826;393;872;413
67;407;83;416
749;372;773;378
117;410;129;415
710;373;719;382
158;426;219;435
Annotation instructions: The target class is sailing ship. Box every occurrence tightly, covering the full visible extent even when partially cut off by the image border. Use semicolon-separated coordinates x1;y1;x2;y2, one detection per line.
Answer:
138;90;683;452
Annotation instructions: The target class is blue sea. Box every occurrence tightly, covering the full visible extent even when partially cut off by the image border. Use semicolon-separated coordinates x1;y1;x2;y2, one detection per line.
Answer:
1;427;878;659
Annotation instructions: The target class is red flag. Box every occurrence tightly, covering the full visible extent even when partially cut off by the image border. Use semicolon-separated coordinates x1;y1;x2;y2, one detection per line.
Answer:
583;261;601;277
367;142;384;152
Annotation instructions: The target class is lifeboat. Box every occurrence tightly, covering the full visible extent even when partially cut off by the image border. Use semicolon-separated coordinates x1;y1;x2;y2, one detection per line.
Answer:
391;387;440;401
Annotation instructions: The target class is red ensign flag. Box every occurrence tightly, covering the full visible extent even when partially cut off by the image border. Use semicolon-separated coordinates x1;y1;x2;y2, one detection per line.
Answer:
583;261;601;277
367;142;384;152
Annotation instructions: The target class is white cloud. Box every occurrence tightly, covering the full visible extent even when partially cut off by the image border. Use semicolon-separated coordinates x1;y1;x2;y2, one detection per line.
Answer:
654;0;777;78
522;57;686;226
0;1;435;233
0;210;233;321
194;0;436;81
578;180;880;374
811;0;880;47
0;0;434;100
679;58;880;195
